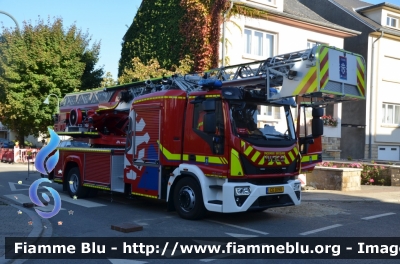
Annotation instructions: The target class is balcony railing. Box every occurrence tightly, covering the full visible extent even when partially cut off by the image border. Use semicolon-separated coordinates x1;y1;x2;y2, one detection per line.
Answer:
0;125;8;131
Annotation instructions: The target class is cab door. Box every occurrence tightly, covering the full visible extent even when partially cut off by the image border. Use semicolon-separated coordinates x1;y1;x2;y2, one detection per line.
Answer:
183;98;229;177
296;103;323;172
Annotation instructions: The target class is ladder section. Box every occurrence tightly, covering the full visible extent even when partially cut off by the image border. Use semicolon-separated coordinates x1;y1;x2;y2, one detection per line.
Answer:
205;48;314;87
204;45;366;103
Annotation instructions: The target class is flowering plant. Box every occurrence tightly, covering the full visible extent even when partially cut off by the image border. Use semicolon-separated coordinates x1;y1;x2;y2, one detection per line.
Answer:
317;161;389;185
321;115;338;127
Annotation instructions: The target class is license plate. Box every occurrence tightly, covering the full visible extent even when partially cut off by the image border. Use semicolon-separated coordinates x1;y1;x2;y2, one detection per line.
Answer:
267;186;284;194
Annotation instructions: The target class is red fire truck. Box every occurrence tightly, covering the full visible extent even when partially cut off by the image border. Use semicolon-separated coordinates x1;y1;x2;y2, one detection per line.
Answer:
50;45;366;219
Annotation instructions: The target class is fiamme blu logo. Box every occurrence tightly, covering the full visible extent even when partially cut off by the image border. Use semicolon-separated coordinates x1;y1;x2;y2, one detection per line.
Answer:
30;128;62;218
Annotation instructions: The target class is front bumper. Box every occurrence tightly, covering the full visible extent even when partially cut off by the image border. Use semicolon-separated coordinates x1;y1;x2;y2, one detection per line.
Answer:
221;180;301;213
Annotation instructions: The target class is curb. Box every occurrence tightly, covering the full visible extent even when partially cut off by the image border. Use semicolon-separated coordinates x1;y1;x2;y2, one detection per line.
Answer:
0;198;53;264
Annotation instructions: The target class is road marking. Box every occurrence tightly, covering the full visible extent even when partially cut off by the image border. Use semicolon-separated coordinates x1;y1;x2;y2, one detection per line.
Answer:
9;181;46;191
55;192;107;208
361;212;396;220
3;194;66;211
207;220;268;235
300;224;342;236
225;232;259;239
4;192;106;209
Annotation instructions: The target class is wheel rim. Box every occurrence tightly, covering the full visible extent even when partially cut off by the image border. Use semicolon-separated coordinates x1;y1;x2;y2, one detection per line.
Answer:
178;185;195;212
70;173;79;193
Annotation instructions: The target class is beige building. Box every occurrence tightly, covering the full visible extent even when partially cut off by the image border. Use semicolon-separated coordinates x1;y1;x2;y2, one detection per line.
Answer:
299;0;400;161
221;0;360;159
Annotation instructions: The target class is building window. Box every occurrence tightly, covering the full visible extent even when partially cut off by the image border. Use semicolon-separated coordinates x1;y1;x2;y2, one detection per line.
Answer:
244;28;275;58
261;105;281;119
386;16;398;28
382;103;400;124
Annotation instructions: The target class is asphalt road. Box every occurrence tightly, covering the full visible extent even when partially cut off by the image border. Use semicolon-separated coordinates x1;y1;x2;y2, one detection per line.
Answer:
1;163;399;264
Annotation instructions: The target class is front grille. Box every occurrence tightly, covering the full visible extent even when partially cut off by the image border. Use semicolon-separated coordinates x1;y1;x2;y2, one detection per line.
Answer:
240;154;297;176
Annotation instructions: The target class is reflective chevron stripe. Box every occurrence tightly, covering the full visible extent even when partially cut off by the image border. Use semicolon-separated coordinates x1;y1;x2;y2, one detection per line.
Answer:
301;154;320;163
230;149;244;176
158;141;226;165
356;56;365;97
293;67;317;96
319;46;330;90
241;141;298;166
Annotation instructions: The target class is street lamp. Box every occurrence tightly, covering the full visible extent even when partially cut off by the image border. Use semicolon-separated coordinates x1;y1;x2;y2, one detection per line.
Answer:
43;94;60;114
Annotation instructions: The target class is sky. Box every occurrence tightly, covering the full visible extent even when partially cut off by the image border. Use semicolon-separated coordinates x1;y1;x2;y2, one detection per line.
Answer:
0;0;399;80
0;0;142;80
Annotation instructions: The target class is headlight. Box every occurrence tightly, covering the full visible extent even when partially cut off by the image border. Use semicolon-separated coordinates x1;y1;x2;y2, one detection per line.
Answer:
235;186;251;196
294;182;301;191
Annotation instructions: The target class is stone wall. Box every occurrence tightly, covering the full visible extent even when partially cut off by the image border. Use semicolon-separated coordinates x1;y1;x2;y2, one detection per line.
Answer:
364;144;378;160
306;167;362;191
322;136;341;160
390;166;400;186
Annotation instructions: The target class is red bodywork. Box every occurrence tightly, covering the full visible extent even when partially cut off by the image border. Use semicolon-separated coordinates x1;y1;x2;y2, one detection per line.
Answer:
54;87;322;199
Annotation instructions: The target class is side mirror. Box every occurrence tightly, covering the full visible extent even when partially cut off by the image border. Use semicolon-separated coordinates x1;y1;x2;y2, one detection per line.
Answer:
312;118;324;137
311;106;324;138
312;107;323;118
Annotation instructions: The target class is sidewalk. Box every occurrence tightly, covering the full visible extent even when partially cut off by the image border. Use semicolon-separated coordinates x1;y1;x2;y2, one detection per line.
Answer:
302;185;400;203
0;197;52;264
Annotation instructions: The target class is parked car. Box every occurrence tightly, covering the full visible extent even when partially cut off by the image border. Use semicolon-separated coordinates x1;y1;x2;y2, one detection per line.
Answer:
0;138;15;148
58;140;90;148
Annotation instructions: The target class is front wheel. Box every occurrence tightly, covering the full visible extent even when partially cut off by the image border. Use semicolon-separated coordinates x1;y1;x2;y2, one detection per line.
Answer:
173;177;206;220
67;167;88;198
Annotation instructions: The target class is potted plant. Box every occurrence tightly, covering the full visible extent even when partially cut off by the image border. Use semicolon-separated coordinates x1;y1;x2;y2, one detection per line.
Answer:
321;115;338;127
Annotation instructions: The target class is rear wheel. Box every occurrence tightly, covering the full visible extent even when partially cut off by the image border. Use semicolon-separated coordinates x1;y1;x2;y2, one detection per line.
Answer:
173;177;206;220
67;167;88;198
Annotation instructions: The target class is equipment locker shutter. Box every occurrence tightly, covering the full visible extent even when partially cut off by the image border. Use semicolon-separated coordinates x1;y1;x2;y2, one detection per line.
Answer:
133;109;160;163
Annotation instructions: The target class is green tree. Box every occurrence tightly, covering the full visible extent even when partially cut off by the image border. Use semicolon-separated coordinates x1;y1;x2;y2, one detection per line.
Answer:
80;43;104;90
118;55;193;84
0;17;103;144
100;72;117;88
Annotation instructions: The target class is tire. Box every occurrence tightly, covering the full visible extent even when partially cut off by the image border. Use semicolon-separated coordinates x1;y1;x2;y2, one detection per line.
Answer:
173;177;206;220
67;167;88;198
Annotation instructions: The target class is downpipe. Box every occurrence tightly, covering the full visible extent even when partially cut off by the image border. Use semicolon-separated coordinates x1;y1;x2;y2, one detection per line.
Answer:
368;31;384;159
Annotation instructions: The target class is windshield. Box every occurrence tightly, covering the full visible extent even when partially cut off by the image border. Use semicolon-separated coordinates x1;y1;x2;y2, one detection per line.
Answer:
229;101;296;147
